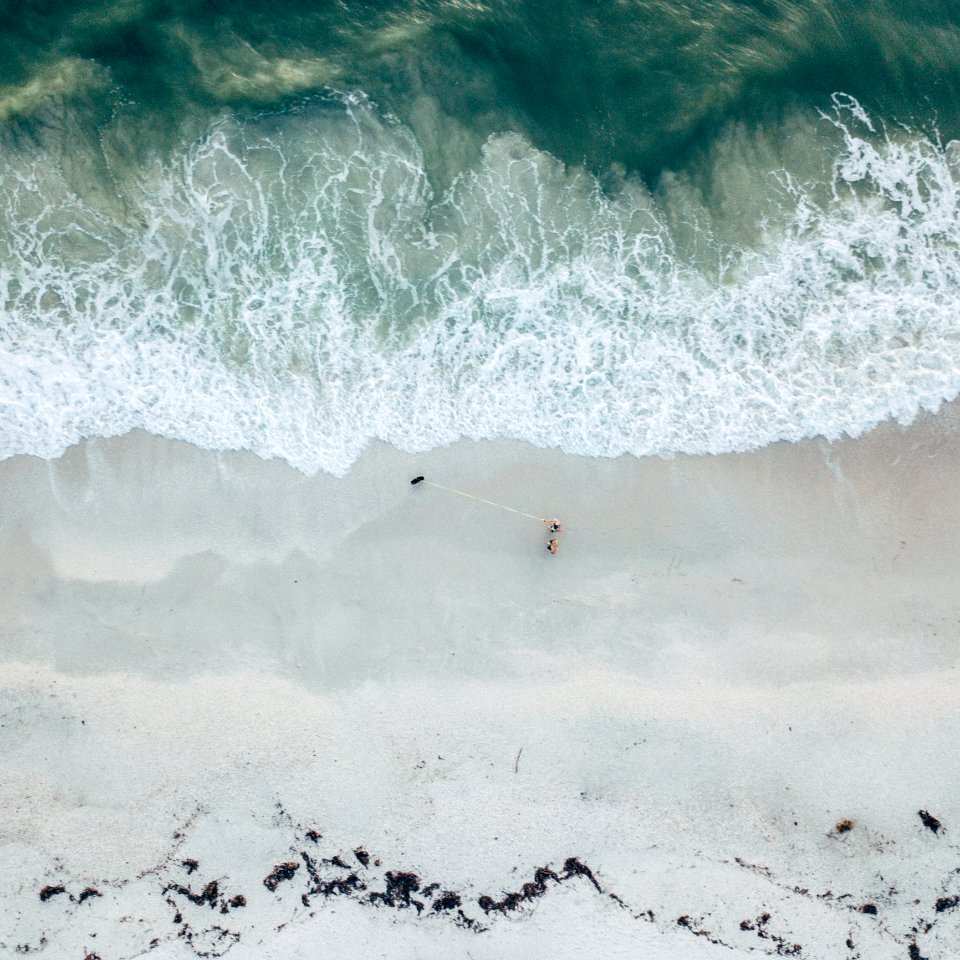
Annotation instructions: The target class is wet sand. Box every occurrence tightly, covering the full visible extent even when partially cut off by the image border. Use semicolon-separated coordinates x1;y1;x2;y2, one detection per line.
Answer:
1;406;959;959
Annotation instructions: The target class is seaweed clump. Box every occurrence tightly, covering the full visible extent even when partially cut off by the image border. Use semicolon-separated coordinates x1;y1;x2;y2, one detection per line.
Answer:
263;862;300;892
918;810;943;834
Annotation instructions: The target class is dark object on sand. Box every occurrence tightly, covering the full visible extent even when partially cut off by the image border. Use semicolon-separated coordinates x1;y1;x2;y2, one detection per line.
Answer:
411;476;425;484
918;809;943;834
263;862;300;891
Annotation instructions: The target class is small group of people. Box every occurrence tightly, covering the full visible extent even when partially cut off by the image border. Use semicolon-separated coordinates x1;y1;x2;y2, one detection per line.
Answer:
546;518;563;555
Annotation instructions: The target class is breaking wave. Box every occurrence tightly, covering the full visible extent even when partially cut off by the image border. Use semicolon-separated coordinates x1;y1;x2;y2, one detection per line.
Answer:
1;94;959;474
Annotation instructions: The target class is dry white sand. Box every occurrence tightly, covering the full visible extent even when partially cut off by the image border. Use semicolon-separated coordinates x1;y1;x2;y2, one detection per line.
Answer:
1;406;960;959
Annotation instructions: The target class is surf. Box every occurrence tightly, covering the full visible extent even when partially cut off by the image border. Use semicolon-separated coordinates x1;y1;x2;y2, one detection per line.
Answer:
0;94;958;474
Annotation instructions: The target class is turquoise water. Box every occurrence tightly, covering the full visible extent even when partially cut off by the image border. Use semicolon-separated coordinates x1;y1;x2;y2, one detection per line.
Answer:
1;0;960;471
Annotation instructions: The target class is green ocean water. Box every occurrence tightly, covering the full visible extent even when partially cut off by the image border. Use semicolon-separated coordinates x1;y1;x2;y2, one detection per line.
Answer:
2;0;960;471
3;0;960;178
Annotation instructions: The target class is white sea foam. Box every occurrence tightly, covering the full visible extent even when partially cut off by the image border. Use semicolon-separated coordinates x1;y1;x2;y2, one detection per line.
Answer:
0;93;958;474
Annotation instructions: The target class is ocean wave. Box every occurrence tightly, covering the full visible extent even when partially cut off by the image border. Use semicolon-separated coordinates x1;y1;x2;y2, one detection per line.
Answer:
0;93;958;474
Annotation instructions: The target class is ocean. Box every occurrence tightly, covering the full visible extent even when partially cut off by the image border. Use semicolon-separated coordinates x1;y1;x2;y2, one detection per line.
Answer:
1;0;960;472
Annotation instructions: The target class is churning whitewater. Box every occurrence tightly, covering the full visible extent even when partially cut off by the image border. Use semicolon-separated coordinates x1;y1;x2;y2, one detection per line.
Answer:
1;93;958;474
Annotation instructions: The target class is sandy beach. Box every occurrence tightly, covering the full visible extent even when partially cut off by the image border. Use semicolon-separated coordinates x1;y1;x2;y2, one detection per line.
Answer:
2;406;960;959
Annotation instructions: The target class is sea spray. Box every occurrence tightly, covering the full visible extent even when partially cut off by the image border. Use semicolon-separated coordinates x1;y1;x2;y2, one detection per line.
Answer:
0;95;958;474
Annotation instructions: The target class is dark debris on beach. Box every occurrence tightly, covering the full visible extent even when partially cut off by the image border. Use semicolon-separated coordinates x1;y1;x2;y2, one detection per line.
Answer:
263;862;300;892
918;810;944;834
38;885;67;902
29;805;960;959
148;824;615;951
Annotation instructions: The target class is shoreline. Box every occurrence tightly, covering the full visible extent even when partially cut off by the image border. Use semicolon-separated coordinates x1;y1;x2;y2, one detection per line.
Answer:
1;405;959;958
